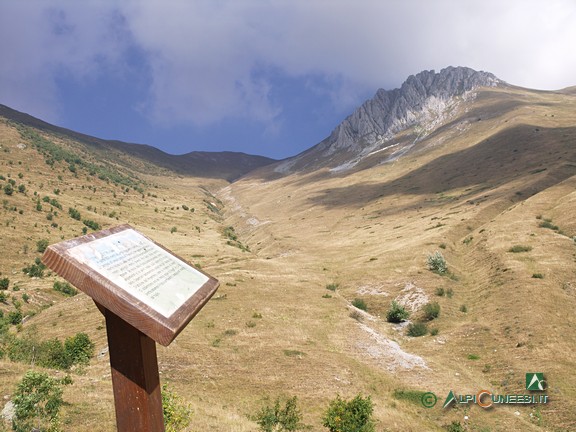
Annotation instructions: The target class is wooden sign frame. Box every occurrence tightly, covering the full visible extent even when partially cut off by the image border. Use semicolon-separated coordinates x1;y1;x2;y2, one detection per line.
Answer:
42;224;219;346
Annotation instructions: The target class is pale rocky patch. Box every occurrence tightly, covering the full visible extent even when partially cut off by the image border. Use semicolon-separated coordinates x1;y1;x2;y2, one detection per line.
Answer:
355;323;428;371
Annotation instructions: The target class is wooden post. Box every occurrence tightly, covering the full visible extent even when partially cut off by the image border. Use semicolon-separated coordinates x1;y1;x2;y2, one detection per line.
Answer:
41;225;219;431
104;307;165;432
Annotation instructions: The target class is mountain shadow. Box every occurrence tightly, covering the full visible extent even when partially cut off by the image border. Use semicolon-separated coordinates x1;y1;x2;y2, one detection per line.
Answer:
306;124;576;209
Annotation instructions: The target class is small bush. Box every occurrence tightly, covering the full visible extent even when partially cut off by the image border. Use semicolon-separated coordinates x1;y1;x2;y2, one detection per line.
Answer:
407;322;428;337
427;251;447;274
446;287;454;298
0;277;9;290
12;370;72;432
255;396;303;432
392;389;427;405
423;302;441;320
435;287;445;296
539;219;559;231
68;207;81;220
64;332;95;365
83;219;100;230
326;283;339;291
460;304;468;313
22;257;46;278
170;226;177;234
467;354;480;360
430;327;439;336
532;273;544;279
53;281;78;296
36;239;49;253
37;338;73;370
445;421;466;432
508;245;532;253
323;394;374;432
8;310;23;325
3;183;13;195
386;301;410;323
162;383;193;432
352;298;367;311
181;204;189;211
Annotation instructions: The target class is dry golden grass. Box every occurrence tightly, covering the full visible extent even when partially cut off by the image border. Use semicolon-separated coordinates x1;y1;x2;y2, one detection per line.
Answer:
0;84;575;431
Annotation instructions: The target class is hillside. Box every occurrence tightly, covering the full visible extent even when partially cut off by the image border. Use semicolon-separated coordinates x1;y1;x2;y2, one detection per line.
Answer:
0;67;575;432
0;104;276;182
223;78;576;430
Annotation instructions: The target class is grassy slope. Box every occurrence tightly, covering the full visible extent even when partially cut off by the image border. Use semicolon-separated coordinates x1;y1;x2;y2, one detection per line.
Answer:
223;86;576;431
0;84;574;431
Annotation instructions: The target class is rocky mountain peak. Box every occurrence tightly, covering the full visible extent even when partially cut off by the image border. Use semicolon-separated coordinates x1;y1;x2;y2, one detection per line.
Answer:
275;66;501;173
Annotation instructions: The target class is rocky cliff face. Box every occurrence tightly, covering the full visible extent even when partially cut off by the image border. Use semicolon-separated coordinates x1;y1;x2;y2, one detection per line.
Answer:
275;66;501;173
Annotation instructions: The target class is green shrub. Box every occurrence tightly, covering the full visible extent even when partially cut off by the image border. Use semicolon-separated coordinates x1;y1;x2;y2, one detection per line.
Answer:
392;389;427;405
430;327;439;336
539;219;559;231
326;283;339;291
22;257;45;278
255;396;303;432
53;281;78;296
3;183;13;195
423;302;441;320
427;251;447;274
435;287;445;296
0;277;9;290
223;226;237;241
445;421;466;432
8;310;23;325
446;287;454;298
352;298;367;311
12;370;72;432
386;301;410;323
181;204;189;211
64;332;95;365
532;273;544;279
323;394;374;432
508;245;532;253
407;322;428;337
36;239;49;253
37;338;73;370
460;304;468;313
170;226;177;234
68;207;81;220
162;383;193;432
83;219;100;230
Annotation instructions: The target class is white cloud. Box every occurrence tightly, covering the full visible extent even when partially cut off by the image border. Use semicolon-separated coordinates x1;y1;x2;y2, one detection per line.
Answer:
0;1;133;120
1;0;576;128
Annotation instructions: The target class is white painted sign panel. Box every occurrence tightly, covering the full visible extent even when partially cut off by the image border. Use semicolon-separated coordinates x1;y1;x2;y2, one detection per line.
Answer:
68;228;209;318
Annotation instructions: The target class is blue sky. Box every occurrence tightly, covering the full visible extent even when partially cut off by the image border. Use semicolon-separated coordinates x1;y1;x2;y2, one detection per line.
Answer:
1;1;576;160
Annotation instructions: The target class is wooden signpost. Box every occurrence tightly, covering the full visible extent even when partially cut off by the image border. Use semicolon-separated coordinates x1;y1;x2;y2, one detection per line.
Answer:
42;224;219;431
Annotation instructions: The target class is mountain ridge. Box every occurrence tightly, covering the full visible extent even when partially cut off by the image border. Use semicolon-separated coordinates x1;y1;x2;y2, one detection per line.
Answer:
273;66;502;173
0;104;276;182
